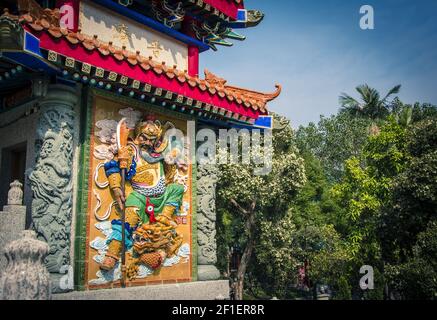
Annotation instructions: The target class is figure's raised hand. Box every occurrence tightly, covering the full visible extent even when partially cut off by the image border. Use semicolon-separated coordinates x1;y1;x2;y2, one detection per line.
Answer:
113;187;126;210
118;146;130;169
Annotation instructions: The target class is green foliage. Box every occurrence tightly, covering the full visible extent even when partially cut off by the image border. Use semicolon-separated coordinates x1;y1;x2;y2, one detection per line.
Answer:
216;114;306;298
254;211;299;298
218;116;306;212
330;119;408;265
334;277;352;300
380;119;437;263
295;98;436;300
364;117;408;177
303;225;353;285
296;112;373;182
216;88;437;300
407;118;437;157
216;209;240;273
293;152;344;228
392;98;437;124
385;222;437;300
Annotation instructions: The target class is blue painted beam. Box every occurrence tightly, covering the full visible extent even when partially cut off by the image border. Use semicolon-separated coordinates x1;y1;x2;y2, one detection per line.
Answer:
1;31;58;74
92;0;210;52
254;115;273;129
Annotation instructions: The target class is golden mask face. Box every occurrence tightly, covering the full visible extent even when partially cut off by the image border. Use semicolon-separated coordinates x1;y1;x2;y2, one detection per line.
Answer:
135;120;162;146
132;223;175;254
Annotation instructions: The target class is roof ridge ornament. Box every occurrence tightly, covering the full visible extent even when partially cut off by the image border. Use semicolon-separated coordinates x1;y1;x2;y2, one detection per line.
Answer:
17;0;59;27
246;10;265;27
204;69;227;87
228;9;265;29
264;84;282;102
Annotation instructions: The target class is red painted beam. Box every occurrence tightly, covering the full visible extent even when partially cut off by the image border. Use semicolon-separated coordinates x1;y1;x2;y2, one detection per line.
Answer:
37;32;263;119
203;0;244;20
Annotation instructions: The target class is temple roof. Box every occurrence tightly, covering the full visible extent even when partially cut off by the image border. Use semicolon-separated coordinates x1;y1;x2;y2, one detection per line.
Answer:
111;0;264;50
1;7;280;117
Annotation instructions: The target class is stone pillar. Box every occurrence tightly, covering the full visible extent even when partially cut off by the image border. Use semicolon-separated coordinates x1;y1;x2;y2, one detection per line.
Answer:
28;84;77;293
0;180;26;271
0;230;51;300
196;164;220;280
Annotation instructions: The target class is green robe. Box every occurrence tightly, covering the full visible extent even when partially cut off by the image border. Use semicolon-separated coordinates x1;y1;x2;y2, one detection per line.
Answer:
125;183;185;224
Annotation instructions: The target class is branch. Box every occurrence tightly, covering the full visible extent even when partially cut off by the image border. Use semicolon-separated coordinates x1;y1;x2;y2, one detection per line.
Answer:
250;200;256;212
230;199;249;217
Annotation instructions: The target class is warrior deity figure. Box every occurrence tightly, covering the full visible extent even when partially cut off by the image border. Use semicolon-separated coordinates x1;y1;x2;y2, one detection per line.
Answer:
100;115;187;275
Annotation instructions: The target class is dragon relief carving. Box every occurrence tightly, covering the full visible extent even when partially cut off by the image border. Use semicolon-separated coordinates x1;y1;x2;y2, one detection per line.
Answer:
196;164;218;265
29;106;75;274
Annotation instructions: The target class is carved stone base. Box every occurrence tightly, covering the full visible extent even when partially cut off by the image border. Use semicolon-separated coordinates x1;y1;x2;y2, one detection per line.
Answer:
198;265;221;281
0;230;51;300
50;273;73;294
53;280;229;300
0;205;26;271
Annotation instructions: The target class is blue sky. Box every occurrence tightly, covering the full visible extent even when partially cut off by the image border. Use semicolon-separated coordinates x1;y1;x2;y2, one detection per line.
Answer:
199;0;437;128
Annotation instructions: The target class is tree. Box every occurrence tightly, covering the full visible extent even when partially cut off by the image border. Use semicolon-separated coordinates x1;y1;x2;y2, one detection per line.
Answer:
391;98;437;124
384;222;437;300
339;84;401;120
329;117;409;299
217;115;306;300
252;211;299;298
295;224;353;297
296;112;373;182
293;152;343;228
330;115;437;300
294;90;436;300
379;119;437;265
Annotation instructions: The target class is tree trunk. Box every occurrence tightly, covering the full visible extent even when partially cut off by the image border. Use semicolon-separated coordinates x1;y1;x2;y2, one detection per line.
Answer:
235;279;244;301
234;203;256;300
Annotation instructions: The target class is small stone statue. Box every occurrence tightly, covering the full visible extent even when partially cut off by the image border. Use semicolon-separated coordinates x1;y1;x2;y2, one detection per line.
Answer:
0;230;51;300
7;180;23;206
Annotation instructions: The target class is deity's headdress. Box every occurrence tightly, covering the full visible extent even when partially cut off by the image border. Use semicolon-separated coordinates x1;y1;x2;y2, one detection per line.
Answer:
135;114;163;140
134;114;175;153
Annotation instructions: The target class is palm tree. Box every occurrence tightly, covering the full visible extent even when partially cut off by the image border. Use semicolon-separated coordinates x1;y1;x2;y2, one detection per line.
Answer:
339;84;401;120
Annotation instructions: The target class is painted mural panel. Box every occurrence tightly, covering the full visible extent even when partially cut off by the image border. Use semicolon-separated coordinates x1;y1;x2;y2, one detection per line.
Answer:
84;94;193;289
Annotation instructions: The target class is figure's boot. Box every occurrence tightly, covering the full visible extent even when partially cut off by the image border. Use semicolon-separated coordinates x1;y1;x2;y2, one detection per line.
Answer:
100;207;140;271
100;240;122;271
156;205;177;227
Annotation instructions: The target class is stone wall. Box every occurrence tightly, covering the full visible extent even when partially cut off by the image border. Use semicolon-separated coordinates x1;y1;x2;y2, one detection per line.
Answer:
0;99;39;227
